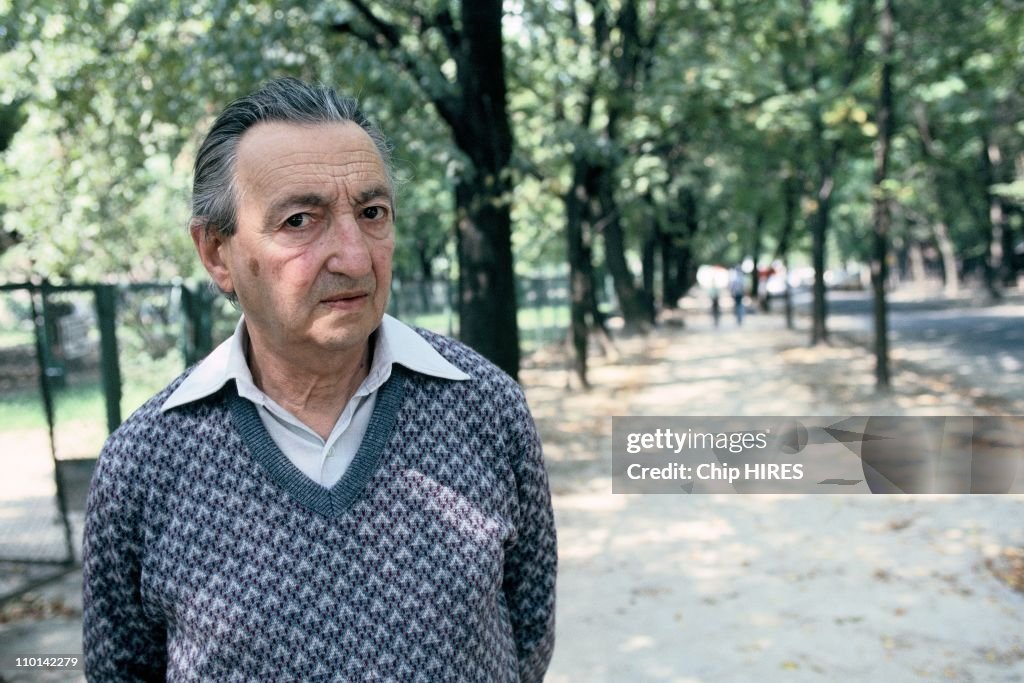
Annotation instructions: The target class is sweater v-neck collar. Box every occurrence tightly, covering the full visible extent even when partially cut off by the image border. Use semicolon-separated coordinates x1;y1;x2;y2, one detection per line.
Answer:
226;367;407;518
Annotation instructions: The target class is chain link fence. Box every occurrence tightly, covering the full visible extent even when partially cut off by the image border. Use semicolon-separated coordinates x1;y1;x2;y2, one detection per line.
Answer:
0;276;571;601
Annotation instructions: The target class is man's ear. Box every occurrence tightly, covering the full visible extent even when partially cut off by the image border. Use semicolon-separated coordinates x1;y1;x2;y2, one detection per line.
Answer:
190;220;234;296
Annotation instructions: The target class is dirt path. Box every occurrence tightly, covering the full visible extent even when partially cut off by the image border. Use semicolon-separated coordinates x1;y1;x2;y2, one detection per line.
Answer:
0;310;1021;682
527;313;1024;681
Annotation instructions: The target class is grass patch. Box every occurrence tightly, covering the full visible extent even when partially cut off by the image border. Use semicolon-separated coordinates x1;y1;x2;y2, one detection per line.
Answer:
0;328;34;347
1;383;107;432
0;372;179;433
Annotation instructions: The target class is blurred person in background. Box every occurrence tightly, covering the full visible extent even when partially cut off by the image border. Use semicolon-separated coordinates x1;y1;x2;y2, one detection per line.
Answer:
729;265;746;326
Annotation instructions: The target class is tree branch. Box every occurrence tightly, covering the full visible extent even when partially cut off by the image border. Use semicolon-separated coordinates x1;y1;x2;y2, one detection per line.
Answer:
432;7;462;58
331;2;461;130
344;0;402;48
839;0;874;88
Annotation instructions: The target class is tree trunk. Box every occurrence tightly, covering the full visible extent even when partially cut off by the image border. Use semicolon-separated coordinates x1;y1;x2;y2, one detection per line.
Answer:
810;152;837;345
932;221;959;296
977;136;1005;300
659;232;675;308
750;208;765;310
641;202;658;309
913;103;961;297
565;157;598;388
450;0;519;378
415;240;434;313
1003;221;1019;287
907;242;927;283
673;241;692;305
775;174;800;330
0;100;26;258
871;0;895;390
597;169;653;331
455;177;519;378
672;187;701;305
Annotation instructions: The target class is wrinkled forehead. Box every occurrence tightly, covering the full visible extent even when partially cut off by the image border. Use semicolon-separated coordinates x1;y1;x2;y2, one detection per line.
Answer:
234;121;391;203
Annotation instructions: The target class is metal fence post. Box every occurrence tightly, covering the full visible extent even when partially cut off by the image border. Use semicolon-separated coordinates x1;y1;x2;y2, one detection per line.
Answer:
535;277;548;348
30;286;76;564
195;285;214;360
446;275;456;338
180;284;196;366
29;287;58;464
38;283;66;389
181;284;214;365
94;285;122;434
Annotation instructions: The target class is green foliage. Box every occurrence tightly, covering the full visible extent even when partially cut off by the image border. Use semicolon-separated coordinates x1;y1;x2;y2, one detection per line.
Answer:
1;0;1021;295
0;0;460;285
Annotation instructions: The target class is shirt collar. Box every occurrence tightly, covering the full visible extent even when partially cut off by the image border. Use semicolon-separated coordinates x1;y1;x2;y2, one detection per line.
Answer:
161;313;469;413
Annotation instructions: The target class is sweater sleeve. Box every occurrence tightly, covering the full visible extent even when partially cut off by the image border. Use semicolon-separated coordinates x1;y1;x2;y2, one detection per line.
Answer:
82;433;167;682
503;392;557;682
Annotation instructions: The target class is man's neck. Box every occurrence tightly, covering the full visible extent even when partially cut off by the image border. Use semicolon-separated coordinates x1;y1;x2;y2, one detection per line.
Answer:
245;331;374;440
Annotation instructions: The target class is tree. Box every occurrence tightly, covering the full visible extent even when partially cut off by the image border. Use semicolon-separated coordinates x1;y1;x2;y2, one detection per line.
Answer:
778;0;874;345
871;0;895;389
333;1;521;379
900;0;1024;297
0;2;485;359
512;0;664;386
0;98;26;257
4;0;1021;396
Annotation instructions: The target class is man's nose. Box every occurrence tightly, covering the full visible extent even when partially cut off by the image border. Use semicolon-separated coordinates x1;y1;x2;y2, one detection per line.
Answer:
323;214;372;278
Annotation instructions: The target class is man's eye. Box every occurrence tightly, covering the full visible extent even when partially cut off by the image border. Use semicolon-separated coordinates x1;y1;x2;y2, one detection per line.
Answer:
284;213;312;229
362;206;388;220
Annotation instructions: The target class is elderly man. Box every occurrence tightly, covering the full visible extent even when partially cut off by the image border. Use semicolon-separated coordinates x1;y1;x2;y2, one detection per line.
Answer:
83;78;556;682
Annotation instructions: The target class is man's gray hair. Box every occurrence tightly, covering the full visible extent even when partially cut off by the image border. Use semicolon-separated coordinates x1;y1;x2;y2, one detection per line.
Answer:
190;77;394;238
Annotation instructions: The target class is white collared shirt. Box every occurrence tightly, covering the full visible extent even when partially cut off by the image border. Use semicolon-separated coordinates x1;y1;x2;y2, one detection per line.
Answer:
161;314;469;487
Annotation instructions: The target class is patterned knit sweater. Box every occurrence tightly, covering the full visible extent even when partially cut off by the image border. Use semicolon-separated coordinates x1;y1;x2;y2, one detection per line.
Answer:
82;330;557;682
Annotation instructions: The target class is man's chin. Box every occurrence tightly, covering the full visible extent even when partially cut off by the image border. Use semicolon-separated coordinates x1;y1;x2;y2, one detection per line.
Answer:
308;316;381;351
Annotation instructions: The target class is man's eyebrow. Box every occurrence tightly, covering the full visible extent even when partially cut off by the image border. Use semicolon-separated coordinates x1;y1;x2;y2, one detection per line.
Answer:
267;193;331;215
263;194;330;229
355;186;393;206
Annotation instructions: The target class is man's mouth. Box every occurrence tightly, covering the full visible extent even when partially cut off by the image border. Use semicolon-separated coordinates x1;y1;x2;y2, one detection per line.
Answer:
320;292;370;308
